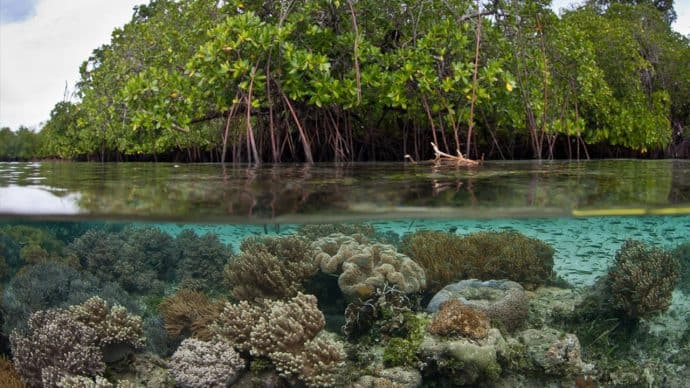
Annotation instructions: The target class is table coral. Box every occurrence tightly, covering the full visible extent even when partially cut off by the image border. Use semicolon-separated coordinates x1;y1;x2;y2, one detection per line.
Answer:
428;300;490;340
311;233;426;298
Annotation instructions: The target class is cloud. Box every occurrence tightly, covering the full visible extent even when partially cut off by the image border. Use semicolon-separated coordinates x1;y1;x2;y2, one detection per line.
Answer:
0;0;142;130
0;0;39;24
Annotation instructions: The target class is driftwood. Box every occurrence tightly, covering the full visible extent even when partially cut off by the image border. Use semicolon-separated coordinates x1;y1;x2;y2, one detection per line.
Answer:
405;142;480;166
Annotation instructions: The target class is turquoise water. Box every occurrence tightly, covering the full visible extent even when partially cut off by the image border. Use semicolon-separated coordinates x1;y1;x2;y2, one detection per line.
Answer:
1;161;689;387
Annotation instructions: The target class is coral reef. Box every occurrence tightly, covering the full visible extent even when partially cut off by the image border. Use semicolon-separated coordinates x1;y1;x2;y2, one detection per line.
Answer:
428;300;490;340
224;236;318;301
427;279;529;332
607;240;680;320
173;230;231;293
158;289;224;341
66;227;176;294
211;293;346;386
169;338;246;388
352;367;422;388
419;327;504;385
517;328;592;376
672;242;690;295
1;262;134;335
401;230;554;291
382;313;430;368
342;284;413;338
10;310;105;387
0;225;64;268
0;355;26;388
311;233;426;298
67;296;146;362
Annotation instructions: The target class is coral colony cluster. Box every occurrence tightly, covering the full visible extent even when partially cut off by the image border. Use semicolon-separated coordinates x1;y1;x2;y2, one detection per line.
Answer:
0;223;687;387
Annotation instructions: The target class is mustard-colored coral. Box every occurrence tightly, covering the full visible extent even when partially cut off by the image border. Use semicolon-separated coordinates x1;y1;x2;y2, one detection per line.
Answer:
401;230;554;291
225;235;318;301
0;355;26;388
607;240;680;320
158;289;224;341
428;300;490;340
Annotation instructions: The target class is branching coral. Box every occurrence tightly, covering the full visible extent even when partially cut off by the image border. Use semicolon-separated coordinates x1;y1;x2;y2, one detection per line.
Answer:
224;235;318;301
311;233;426;298
67;296;145;361
174;230;232;293
428;300;490;340
10;297;145;387
210;300;263;352
401;230;554;291
607;240;680;320
66;227;176;294
1;262;134;335
210;293;345;386
169;338;246;388
158;289;224;341
10;310;105;387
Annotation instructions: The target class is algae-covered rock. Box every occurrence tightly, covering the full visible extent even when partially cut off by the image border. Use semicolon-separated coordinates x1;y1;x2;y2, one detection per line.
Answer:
419;328;505;385
517;328;592;376
351;367;422;388
427;279;528;331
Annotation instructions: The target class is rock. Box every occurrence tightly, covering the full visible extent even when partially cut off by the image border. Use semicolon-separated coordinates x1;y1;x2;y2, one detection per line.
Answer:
110;353;175;387
427;279;528;331
518;328;592;376
420;328;505;385
378;367;422;387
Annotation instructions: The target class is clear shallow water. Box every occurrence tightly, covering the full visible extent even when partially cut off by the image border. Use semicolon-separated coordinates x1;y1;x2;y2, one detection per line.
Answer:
0;161;689;387
1;160;689;221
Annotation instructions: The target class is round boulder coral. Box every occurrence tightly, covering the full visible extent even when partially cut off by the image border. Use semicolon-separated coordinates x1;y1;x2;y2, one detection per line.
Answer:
427;279;528;331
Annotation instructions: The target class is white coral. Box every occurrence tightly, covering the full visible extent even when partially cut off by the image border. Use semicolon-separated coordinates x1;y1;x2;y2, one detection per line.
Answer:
169;338;245;388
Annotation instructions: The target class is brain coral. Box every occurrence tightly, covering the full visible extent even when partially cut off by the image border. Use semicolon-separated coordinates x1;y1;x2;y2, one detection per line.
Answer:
401;230;554;291
311;233;426;298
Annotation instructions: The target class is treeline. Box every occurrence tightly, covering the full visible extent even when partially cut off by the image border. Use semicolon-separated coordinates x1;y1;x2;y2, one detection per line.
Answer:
23;0;690;162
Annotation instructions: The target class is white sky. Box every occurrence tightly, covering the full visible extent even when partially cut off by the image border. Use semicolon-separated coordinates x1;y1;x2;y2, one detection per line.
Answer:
0;0;688;130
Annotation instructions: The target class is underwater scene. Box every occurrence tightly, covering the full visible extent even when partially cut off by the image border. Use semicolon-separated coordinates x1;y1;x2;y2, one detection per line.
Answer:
0;161;689;387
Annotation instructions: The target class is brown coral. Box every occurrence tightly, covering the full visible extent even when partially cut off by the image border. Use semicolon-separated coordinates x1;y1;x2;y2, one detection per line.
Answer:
0;355;26;388
210;300;264;352
428;300;490;340
225;235;318;301
401;230;554;292
607;240;680;320
158;289;224;341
